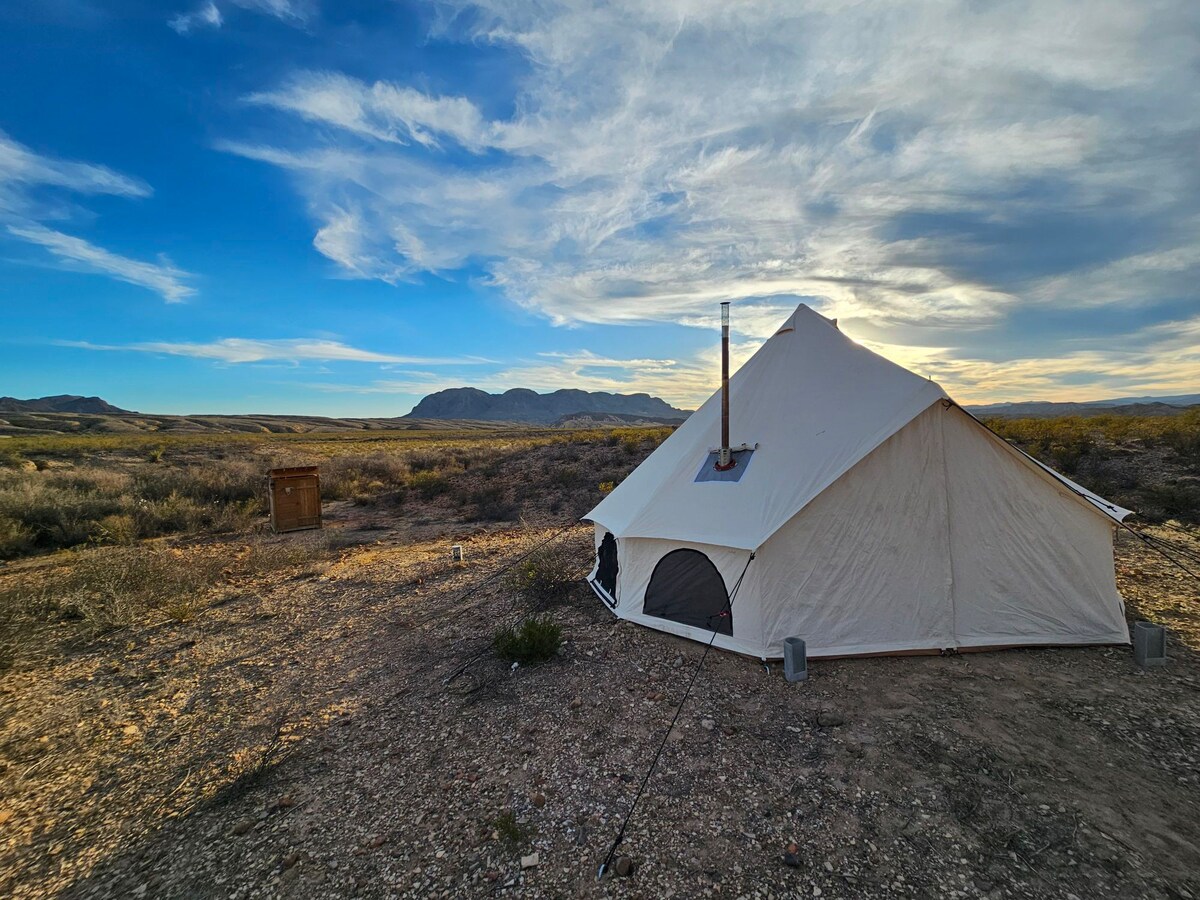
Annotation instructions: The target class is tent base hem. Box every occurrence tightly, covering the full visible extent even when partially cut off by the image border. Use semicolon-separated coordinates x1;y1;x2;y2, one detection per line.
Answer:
598;598;1131;660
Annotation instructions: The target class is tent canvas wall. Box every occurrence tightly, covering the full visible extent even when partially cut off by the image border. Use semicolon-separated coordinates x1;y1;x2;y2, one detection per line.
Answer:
584;305;1131;660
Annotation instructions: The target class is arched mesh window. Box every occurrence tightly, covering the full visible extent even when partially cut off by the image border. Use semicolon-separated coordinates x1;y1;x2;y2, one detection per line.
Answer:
643;549;731;635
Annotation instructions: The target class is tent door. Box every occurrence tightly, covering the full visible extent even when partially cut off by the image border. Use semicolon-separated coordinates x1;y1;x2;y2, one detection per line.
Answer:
596;532;618;599
643;549;732;635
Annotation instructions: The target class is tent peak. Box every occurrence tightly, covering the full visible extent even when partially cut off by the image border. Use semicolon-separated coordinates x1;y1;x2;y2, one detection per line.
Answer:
775;303;838;335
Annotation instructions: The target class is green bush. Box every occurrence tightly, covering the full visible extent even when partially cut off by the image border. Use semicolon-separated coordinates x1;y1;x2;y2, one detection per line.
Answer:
491;811;535;847
493;616;562;665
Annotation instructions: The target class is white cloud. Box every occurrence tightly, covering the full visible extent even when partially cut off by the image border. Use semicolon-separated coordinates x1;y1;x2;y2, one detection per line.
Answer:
61;336;490;365
225;1;1199;342
8;223;195;303
866;313;1200;405
0;130;149;211
169;1;222;34
169;0;312;34
248;72;491;151
0;131;194;302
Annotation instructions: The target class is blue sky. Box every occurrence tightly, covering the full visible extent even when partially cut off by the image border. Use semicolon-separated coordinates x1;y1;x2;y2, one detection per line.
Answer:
1;0;1197;416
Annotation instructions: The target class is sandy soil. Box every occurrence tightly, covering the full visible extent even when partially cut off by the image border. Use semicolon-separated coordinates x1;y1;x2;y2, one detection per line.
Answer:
1;516;1198;900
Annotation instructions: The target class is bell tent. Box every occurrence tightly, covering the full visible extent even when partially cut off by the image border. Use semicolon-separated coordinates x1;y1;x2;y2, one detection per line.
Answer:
584;304;1131;659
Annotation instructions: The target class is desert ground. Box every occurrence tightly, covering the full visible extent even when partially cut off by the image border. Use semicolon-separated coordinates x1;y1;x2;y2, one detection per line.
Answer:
1;420;1198;899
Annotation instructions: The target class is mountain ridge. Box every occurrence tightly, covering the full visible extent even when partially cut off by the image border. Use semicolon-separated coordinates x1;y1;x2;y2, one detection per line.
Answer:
405;387;692;424
0;395;135;414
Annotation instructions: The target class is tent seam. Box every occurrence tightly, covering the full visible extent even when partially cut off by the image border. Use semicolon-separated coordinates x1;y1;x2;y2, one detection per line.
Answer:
937;403;960;651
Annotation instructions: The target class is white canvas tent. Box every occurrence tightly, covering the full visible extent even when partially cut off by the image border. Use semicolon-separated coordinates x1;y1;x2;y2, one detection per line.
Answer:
584;304;1132;659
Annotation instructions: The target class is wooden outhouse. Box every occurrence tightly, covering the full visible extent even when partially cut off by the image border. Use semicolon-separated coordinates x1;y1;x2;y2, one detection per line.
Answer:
268;466;322;533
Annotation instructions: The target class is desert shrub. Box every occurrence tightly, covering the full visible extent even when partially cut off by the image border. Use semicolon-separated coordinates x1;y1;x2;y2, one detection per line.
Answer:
0;534;343;634
92;513;138;545
0;446;28;469
1140;482;1200;522
491;811;535;847
504;544;580;604
0;477;122;551
409;470;450;499
322;453;410;501
470;486;517;521
493;615;562;665
407;450;444;473
0;546;222;631
550;466;584;488
598;481;615;495
0;515;34;559
146;446;166;462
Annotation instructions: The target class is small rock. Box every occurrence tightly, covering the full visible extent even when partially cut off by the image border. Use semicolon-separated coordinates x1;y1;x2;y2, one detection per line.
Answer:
368;834;386;849
817;711;845;727
282;852;300;869
783;852;802;868
569;698;582;710
276;794;294;809
521;852;539;869
280;867;300;886
531;792;546;808
701;718;715;731
122;724;141;737
231;818;254;836
0;811;12;827
672;656;684;668
722;725;737;736
614;855;634;877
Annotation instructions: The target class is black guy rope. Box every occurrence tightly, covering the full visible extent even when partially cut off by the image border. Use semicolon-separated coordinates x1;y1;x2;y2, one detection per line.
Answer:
596;550;756;881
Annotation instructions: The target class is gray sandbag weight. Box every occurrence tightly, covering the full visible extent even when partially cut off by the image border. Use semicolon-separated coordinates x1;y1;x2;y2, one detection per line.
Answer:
784;637;808;682
1133;620;1168;667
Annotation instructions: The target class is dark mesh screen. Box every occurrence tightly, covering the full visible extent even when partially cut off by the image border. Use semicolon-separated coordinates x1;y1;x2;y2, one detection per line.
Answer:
643;549;732;635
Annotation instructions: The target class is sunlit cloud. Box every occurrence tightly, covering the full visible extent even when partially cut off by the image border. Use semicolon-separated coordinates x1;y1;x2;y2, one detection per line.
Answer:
226;0;1199;343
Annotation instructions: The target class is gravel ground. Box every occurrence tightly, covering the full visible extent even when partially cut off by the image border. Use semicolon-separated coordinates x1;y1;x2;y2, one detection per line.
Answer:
1;522;1198;900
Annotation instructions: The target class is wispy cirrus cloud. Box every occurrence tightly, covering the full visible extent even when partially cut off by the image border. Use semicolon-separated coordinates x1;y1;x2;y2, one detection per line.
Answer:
248;72;491;151
9;224;195;303
61;336;490;366
0;131;149;203
169;0;314;34
223;0;1200;401
0;132;195;303
168;1;222;34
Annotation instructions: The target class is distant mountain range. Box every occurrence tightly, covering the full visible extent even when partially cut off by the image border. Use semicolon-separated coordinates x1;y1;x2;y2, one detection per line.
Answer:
2;389;1196;437
967;394;1200;418
405;387;692;424
0;395;134;414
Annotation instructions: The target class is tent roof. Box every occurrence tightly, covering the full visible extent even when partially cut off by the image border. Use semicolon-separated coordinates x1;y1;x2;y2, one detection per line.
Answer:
585;304;949;550
585;304;1132;551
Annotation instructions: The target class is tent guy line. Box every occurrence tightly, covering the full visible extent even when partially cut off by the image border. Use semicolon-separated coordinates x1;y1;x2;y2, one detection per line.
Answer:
596;551;756;881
